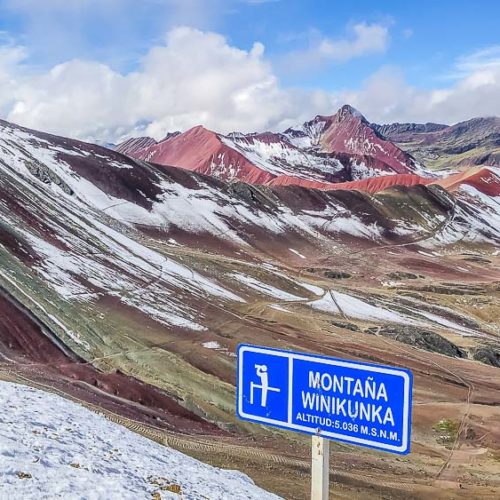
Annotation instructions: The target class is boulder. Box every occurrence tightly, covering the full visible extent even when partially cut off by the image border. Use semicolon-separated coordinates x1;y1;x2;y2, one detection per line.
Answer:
378;325;465;358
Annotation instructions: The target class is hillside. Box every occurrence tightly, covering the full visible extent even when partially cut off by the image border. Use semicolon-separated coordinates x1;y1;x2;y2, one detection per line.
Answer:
374;117;500;171
0;381;278;499
1;117;500;498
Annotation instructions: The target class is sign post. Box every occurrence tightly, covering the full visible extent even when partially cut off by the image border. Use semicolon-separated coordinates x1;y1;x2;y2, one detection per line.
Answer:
236;344;413;498
311;435;329;500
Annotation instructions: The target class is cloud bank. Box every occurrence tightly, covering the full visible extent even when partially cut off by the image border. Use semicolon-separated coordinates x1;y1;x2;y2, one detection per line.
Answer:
1;27;500;142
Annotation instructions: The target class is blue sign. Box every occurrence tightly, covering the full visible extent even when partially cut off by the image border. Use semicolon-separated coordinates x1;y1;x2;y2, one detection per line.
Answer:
236;344;412;454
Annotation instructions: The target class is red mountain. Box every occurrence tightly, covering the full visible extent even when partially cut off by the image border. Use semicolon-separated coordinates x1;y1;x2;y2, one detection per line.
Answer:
120;105;426;188
319;105;422;174
131;125;277;184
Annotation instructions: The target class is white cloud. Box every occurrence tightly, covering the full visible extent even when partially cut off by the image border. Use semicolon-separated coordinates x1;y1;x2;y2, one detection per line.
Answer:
454;45;500;74
341;48;500;124
1;28;500;143
316;23;389;61
283;23;390;72
0;42;28;116
1;27;333;141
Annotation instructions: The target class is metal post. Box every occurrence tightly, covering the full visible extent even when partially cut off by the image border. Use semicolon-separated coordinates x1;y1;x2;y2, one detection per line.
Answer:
311;435;329;500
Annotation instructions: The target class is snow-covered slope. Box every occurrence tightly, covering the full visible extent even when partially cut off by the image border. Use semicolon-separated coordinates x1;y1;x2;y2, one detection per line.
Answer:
2;118;500;498
1;117;499;455
0;381;279;499
284;105;425;178
1;118;498;342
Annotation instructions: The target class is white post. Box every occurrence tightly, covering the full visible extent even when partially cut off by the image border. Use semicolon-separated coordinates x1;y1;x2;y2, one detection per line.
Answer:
311;435;329;500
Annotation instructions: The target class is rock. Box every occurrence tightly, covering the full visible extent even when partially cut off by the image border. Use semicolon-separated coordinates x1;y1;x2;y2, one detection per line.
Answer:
471;344;500;368
324;270;351;279
24;160;74;195
378;325;465;358
330;320;359;331
387;271;423;280
462;256;491;264
162;484;182;494
17;472;32;479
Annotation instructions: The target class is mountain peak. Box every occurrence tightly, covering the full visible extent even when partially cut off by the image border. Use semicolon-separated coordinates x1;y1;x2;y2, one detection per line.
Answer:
334;104;366;123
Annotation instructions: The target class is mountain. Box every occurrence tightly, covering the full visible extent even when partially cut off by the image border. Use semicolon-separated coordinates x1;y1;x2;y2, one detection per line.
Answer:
1;117;500;497
373;122;448;140
285;105;424;176
374;116;500;170
115;132;181;156
118;105;425;188
115;136;158;155
125;124;349;185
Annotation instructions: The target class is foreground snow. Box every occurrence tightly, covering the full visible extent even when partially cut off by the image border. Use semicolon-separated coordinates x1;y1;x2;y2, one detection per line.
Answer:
0;381;280;499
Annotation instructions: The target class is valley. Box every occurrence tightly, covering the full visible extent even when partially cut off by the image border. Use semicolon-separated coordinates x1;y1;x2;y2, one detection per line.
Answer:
0;108;499;499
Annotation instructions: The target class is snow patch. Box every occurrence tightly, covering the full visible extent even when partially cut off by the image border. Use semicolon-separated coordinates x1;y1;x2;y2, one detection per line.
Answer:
0;381;279;499
231;273;305;301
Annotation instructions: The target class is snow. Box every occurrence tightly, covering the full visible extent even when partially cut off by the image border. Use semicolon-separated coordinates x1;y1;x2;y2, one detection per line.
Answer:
220;133;343;182
309;290;411;324
309;290;484;336
289;248;306;259
284;117;328;149
202;341;221;349
296;281;324;296
268;304;290;313
415;310;480;337
230;273;305;301
0;381;279;500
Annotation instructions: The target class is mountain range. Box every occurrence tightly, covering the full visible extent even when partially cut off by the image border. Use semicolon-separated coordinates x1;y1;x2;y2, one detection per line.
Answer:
116;105;500;189
1;107;500;498
374;116;500;171
116;105;426;189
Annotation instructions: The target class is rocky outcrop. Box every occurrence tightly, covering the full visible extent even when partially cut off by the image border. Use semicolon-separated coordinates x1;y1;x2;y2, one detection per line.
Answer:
387;271;424;280
471;344;500;368
377;325;465;358
23;159;74;195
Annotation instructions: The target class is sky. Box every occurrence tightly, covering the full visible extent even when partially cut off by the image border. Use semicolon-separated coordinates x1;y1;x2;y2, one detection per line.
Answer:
0;0;500;142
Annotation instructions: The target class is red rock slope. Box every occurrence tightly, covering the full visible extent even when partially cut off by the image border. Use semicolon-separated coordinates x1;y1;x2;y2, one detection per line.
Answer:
268;173;433;194
270;168;499;196
432;167;500;196
132;125;276;184
319;105;421;174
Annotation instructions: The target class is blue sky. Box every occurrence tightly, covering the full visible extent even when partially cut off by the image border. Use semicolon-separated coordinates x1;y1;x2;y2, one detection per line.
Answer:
0;0;499;141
